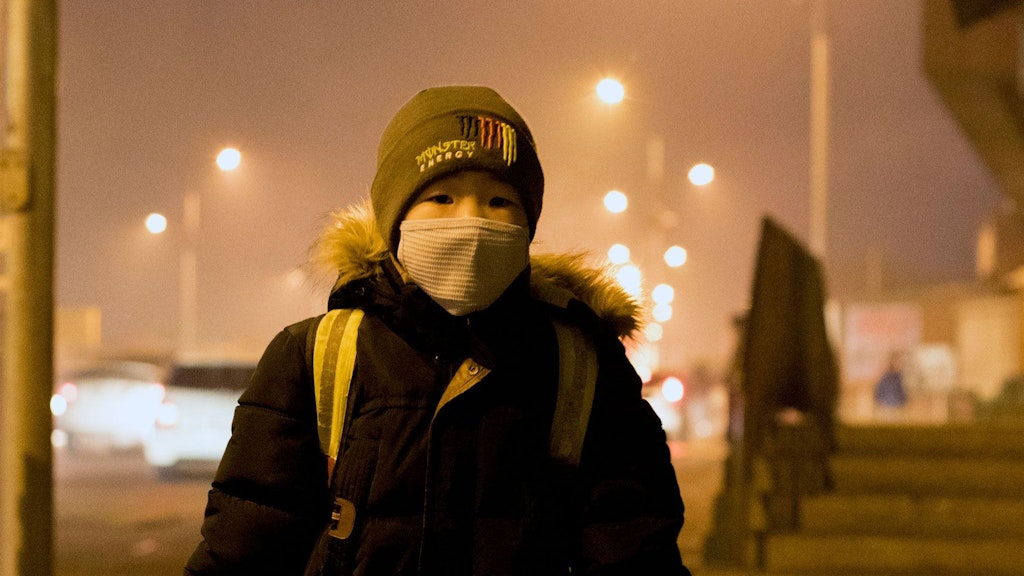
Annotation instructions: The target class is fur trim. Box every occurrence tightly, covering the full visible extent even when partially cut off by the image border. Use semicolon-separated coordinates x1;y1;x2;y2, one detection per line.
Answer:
530;253;643;339
308;201;644;339
308;199;390;291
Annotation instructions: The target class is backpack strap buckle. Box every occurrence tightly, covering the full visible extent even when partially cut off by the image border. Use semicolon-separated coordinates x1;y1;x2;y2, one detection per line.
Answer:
328;496;357;540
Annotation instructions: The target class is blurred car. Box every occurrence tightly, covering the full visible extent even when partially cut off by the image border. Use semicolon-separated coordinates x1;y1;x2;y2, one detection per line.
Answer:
142;361;255;477
50;360;168;452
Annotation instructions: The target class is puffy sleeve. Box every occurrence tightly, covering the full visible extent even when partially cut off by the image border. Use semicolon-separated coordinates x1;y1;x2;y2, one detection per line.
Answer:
185;318;331;575
577;333;692;576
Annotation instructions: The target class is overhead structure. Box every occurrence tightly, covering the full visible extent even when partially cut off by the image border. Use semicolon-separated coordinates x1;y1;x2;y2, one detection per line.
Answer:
924;0;1024;207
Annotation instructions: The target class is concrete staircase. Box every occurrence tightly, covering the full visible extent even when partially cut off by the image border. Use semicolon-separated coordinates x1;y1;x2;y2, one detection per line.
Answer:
761;423;1024;575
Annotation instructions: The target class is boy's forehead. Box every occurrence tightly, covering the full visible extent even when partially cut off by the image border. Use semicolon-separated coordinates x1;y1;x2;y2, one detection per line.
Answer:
419;170;521;195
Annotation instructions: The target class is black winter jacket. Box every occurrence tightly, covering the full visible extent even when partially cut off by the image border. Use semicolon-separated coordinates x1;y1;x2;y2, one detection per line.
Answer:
184;203;691;576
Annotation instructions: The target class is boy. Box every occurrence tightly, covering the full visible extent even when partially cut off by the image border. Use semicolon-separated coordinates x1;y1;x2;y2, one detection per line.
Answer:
185;85;691;575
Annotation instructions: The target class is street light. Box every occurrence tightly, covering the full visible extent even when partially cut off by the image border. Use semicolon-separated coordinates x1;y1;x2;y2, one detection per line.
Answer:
653;303;673;323
664;245;688;268
180;147;241;355
652;283;675;304
615;265;643;298
603;190;628;213
595;78;625;104
216;147;242;171
687;163;715;186
145;213;168;234
595;79;704;372
809;0;829;260
608;243;631;265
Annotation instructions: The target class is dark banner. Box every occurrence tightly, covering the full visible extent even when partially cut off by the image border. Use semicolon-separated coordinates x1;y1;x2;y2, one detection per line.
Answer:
741;217;838;451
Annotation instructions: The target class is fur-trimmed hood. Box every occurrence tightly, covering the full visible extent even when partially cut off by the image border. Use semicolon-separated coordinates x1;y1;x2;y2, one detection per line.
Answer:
309;200;644;340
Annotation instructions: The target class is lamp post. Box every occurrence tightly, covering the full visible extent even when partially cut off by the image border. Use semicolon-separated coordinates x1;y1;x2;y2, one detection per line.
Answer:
180;190;200;355
809;0;829;260
179;147;240;356
594;78;710;370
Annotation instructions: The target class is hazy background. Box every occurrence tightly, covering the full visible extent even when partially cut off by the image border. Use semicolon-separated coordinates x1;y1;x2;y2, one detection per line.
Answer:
52;1;1001;371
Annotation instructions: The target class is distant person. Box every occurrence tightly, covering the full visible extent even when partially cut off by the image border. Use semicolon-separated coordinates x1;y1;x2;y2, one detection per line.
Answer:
873;352;908;418
184;86;691;575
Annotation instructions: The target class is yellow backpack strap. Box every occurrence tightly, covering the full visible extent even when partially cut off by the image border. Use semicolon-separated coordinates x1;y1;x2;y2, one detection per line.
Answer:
313;308;365;473
549;320;599;467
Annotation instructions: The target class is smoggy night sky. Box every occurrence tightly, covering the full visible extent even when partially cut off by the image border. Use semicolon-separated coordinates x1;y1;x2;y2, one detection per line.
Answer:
46;1;1001;370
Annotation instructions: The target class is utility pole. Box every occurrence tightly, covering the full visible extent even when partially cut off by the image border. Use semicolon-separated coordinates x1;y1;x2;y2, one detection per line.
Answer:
180;190;200;356
809;0;829;260
1;1;58;575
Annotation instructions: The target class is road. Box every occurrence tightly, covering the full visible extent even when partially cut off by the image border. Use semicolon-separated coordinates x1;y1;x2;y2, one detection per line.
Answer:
55;448;210;576
54;439;726;575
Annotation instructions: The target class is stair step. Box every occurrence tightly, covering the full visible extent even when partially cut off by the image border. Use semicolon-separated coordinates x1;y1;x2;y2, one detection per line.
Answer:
830;455;1024;497
740;424;1024;575
801;494;1024;537
764;534;1024;575
836;423;1024;458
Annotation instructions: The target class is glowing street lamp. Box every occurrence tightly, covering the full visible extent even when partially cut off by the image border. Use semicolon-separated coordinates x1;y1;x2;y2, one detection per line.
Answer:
180;147;243;354
596;78;625;104
608;243;631;265
216;147;242;171
603;190;628;214
653;303;673;323
652;283;675;304
615;264;643;297
664;245;688;268
145;213;168;234
591;80;707;373
688;163;715;186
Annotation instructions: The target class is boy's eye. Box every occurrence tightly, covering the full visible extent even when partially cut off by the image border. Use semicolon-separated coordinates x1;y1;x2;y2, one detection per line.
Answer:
489;196;518;208
424;194;453;205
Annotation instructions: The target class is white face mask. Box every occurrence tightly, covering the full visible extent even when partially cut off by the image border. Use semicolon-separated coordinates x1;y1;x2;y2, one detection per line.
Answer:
397;217;530;316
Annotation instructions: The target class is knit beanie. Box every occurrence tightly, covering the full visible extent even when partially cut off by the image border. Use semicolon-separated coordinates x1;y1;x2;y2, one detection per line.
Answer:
370;86;544;253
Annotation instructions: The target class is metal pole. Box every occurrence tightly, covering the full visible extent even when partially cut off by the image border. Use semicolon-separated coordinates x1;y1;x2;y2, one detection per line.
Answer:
809;0;829;260
0;0;57;574
1017;9;1023;101
180;190;199;357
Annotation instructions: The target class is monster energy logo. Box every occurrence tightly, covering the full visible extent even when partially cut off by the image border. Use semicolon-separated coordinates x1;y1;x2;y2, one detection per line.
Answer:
415;140;477;172
459;116;517;166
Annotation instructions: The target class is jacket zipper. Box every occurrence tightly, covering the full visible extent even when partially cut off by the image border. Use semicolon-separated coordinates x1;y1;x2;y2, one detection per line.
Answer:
418;353;449;574
418;317;478;573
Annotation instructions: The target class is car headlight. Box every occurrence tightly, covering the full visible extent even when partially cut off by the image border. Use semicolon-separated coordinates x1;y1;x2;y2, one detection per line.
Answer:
155;402;180;428
50;394;68;417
